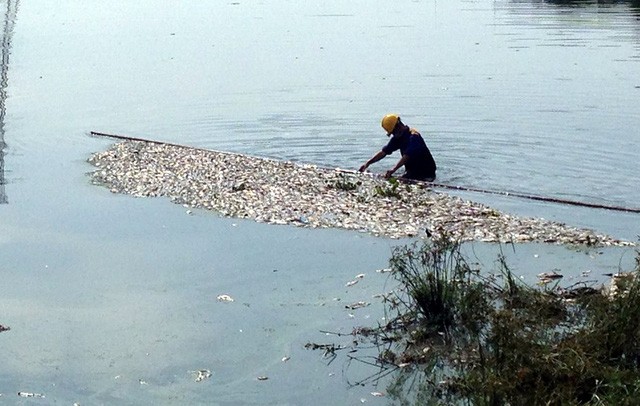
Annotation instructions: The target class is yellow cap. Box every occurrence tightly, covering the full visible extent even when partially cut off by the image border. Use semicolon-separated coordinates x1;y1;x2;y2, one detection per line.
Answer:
381;114;399;135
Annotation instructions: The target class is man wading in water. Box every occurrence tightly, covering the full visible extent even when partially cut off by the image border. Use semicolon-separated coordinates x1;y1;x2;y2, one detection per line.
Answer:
359;114;437;181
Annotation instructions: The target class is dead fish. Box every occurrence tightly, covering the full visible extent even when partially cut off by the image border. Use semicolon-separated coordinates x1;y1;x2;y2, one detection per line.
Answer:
216;294;235;302
87;140;634;247
257;376;269;381
345;301;370;310
194;369;212;382
537;272;563;280
18;392;45;398
345;279;359;287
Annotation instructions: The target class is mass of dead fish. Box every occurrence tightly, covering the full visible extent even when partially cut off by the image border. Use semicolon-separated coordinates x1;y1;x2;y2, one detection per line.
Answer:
87;141;633;247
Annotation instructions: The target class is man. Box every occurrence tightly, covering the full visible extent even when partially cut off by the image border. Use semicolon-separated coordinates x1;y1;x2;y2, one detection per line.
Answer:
359;114;437;181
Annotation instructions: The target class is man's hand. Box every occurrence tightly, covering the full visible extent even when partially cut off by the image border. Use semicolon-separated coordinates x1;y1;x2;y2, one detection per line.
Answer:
360;150;388;173
386;155;407;179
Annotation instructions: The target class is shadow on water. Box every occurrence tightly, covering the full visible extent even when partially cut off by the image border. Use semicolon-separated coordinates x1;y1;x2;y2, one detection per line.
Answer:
545;0;640;18
0;0;19;204
514;0;640;22
541;0;640;7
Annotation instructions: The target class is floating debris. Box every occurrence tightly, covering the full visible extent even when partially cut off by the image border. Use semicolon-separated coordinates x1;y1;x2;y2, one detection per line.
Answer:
345;301;370;310
88;141;633;247
17;392;45;398
216;294;235;302
257;376;269;381
281;356;290;362
194;369;212;383
304;342;345;358
371;391;385;397
538;271;563;279
0;324;9;333
538;271;564;285
345;279;359;287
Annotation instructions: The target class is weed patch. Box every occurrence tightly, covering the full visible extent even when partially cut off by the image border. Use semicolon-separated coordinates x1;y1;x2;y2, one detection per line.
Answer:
374;178;404;199
327;174;361;192
313;238;640;405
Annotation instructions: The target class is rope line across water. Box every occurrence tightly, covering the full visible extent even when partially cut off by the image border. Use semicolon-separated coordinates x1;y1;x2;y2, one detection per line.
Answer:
89;131;640;215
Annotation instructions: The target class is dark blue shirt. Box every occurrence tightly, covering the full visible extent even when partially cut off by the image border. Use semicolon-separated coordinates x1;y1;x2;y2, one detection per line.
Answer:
381;127;437;180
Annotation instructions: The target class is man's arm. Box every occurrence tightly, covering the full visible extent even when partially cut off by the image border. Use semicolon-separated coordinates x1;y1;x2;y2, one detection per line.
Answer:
385;154;408;178
359;150;388;172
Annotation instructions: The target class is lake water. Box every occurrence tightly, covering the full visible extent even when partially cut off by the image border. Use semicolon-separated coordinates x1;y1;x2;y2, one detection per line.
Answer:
1;0;639;404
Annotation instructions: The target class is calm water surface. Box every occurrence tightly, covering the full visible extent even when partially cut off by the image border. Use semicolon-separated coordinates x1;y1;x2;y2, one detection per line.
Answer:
1;0;639;404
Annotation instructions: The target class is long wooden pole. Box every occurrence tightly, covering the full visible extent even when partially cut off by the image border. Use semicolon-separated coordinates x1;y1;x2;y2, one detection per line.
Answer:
0;0;19;204
89;131;640;214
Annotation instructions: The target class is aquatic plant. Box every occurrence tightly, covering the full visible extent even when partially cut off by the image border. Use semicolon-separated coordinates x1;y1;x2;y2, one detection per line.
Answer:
386;238;490;342
374;178;403;199
345;239;640;405
327;174;361;192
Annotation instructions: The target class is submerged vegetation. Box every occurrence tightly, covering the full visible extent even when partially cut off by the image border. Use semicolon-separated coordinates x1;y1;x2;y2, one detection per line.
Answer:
314;238;640;405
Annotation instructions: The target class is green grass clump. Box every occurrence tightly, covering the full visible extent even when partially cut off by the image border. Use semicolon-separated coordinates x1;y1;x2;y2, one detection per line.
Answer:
374;178;403;199
327;174;361;191
361;238;640;405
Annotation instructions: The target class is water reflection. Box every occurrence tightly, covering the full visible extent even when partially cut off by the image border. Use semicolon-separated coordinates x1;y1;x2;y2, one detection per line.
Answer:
0;0;18;204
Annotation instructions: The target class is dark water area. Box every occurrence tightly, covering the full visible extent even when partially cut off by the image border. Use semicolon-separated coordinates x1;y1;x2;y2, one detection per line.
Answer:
0;0;639;404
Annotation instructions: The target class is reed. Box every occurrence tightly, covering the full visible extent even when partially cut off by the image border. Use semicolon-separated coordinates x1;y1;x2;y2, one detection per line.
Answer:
361;237;640;405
